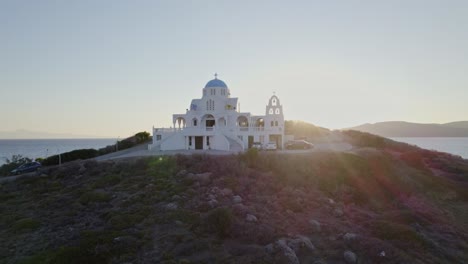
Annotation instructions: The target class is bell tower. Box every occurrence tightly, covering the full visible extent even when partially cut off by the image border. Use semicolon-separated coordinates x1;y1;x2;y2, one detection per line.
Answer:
265;95;284;128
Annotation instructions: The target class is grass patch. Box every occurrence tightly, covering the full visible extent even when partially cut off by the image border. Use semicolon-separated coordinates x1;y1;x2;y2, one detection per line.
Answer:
13;218;40;232
371;220;428;247
205;207;233;238
92;173;122;189
79;191;112;205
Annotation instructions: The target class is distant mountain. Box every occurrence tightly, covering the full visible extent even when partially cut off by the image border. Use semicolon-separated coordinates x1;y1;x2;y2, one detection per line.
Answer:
443;121;468;130
347;121;468;137
0;129;105;139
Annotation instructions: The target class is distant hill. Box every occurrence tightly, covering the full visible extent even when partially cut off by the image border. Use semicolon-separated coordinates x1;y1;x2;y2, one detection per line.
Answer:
285;120;330;138
347;121;468;137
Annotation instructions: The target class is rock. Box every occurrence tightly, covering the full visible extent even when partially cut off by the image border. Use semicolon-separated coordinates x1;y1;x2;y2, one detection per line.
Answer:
334;208;344;217
379;251;386;257
287;235;315;253
194;172;212;185
275;239;300;264
264;243;274;254
78;164;86;173
313;261;326;264
232;203;248;215
343;233;357;242
208;199;218;208
221;188;233;196
165;202;178;210
344;250;357;263
176;169;187;177
172;195;181;201
309;219;321;233
233;195;243;204
207;194;216;200
246;214;258;222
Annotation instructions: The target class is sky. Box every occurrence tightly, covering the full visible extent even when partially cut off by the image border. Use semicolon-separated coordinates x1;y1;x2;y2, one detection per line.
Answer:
1;0;467;138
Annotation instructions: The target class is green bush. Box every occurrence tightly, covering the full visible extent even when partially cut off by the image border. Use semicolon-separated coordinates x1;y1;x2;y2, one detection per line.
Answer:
205;207;233;238
79;191;111;205
0;155;32;176
371;220;428;247
148;156;177;179
13;218;40;232
42;149;98;166
92;173;122;189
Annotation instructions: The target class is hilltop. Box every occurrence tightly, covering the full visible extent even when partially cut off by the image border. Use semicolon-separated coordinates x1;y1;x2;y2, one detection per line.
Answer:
1;130;468;263
348;121;468;137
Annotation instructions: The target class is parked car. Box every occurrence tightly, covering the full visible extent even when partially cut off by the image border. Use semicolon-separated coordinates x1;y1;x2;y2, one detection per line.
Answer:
264;142;277;150
285;140;314;150
252;142;263;150
11;162;42;175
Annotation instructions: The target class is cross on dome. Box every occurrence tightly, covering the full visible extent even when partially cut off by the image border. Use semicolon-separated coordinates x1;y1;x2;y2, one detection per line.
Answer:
214;73;218;79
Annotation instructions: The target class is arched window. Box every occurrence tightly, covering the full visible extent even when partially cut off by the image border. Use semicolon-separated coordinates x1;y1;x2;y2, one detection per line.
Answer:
193;118;198;126
275;108;280;114
272;98;277;106
269;108;273;114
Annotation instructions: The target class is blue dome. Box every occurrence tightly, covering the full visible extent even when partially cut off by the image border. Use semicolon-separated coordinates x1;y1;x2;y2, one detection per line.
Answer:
205;78;228;88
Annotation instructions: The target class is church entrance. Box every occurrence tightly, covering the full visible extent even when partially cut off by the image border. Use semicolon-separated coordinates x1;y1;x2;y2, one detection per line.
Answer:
195;136;203;150
248;136;254;149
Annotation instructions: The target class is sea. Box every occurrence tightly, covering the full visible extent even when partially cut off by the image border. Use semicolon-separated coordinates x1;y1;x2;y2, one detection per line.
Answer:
0;138;116;166
391;137;468;159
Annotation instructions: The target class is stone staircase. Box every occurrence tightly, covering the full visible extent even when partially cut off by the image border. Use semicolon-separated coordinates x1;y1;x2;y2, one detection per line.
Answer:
224;135;244;152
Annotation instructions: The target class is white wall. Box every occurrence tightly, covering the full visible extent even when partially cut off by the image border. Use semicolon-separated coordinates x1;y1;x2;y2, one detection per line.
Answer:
161;133;186;150
212;135;230;151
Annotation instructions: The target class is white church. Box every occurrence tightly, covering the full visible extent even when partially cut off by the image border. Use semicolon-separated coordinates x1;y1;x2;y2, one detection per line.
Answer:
149;74;285;151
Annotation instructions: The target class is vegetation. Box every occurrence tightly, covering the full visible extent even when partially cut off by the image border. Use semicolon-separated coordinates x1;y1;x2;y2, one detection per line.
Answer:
42;149;99;166
0;155;32;176
2;130;468;263
285;120;330;139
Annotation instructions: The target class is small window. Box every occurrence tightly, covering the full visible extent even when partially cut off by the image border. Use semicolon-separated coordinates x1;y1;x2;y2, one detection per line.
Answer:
275;108;280;114
156;135;162;141
193;119;197;126
207;136;210;146
269;108;273;114
189;136;192;146
272;99;277;106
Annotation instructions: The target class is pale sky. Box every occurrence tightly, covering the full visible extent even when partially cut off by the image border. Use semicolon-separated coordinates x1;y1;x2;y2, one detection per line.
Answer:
1;0;467;138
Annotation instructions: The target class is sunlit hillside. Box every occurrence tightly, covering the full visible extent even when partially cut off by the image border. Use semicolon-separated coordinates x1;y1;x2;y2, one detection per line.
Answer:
1;131;468;263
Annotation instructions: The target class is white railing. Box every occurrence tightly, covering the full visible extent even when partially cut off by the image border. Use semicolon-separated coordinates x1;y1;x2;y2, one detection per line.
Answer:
154;128;175;133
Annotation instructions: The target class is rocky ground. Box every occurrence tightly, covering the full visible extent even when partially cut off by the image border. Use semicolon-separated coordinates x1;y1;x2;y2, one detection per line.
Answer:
1;134;468;263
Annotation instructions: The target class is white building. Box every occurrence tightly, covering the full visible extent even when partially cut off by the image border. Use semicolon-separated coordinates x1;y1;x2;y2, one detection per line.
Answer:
149;74;285;151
